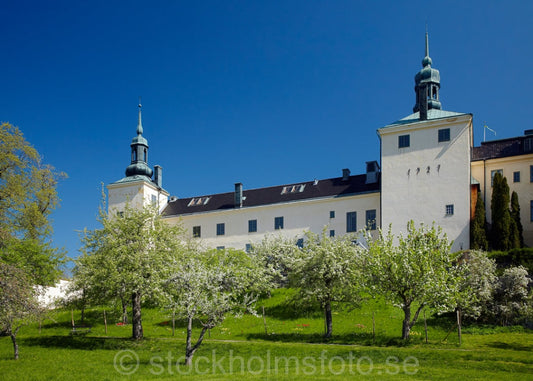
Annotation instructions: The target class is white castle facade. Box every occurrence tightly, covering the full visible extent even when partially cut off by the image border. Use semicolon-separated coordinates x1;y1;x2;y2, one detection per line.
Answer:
108;36;533;251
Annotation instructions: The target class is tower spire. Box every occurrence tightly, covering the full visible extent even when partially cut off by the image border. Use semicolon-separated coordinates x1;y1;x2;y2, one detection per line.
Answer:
125;100;153;179
137;97;143;136
413;31;441;119
425;30;429;58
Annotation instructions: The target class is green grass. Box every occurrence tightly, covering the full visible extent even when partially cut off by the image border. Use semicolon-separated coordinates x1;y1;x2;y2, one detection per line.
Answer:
1;289;532;380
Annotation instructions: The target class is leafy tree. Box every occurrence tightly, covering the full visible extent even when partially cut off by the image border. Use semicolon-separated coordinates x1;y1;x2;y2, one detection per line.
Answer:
510;191;524;248
490;173;511;250
470;191;489;250
289;230;363;338
165;248;263;365
0;262;43;359
0;122;65;285
456;250;497;319
364;221;461;340
492;266;531;326
249;234;300;289
76;203;185;339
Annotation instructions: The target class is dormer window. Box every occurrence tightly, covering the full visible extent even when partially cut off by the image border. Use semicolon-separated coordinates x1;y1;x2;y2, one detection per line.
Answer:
187;197;211;207
281;184;306;195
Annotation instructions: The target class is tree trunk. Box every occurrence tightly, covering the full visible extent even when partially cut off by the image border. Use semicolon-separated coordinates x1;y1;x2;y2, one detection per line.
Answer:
457;309;462;346
185;316;209;366
324;300;333;339
131;291;143;340
10;332;19;360
402;303;425;340
402;304;411;340
122;298;128;324
81;289;86;324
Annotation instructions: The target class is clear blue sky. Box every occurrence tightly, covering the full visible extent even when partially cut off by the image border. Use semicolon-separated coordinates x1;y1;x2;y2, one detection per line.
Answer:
1;1;532;267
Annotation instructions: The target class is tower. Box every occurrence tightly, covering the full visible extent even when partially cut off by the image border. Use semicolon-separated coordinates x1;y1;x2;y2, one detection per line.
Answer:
107;102;169;214
413;32;441;120
378;33;473;252
125;102;153;179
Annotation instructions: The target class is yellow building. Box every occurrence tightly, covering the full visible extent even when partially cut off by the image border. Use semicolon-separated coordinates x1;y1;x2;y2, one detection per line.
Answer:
471;131;533;246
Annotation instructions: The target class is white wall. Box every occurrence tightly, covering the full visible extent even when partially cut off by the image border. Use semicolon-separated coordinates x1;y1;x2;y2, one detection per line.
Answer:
379;114;473;251
163;192;380;250
108;179;169;215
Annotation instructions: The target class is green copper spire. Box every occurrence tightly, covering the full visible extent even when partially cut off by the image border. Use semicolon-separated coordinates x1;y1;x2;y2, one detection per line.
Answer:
136;101;144;136
413;31;441;119
125;101;153;178
422;31;432;67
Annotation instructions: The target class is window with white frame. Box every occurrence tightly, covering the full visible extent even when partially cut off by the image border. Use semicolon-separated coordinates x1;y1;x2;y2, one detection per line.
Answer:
346;212;357;232
491;169;503;186
248;219;257;233
438;128;450;142
192;226;201;238
398;134;410;148
366;209;377;230
274;216;284;230
445;204;454;216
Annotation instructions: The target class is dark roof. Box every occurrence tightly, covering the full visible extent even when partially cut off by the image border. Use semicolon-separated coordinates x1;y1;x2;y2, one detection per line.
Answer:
472;134;533;161
161;173;380;217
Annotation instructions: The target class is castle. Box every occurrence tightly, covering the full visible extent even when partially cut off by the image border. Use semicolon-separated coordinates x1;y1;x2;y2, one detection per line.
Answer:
108;34;533;251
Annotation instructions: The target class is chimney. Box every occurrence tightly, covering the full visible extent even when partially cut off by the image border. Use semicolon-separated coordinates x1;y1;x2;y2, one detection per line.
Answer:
154;165;163;188
365;161;380;184
342;168;350;181
234;183;243;208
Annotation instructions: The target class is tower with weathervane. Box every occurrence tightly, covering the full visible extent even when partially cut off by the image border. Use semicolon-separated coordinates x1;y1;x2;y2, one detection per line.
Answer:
377;33;473;251
107;102;169;215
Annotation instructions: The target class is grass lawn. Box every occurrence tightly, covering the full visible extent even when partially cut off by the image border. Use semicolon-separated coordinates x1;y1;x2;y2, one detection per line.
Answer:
1;289;532;380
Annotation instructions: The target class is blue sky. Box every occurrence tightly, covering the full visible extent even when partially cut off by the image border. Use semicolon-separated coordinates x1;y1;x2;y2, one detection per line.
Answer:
1;1;532;267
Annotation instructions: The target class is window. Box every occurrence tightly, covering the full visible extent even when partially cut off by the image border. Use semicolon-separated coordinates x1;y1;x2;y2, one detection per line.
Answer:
514;171;521;183
192;226;201;238
329;211;335;219
248;219;257;233
296;238;304;248
216;246;225;251
531;200;533;222
245;244;252;253
216;223;225;236
398;134;410;148
151;194;157;205
438;128;450;142
446;204;454;216
274;217;284;230
188;197;211;207
530;165;533;182
281;184;306;194
346;212;357;232
329;230;335;237
366;209;377;230
491;169;503;186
